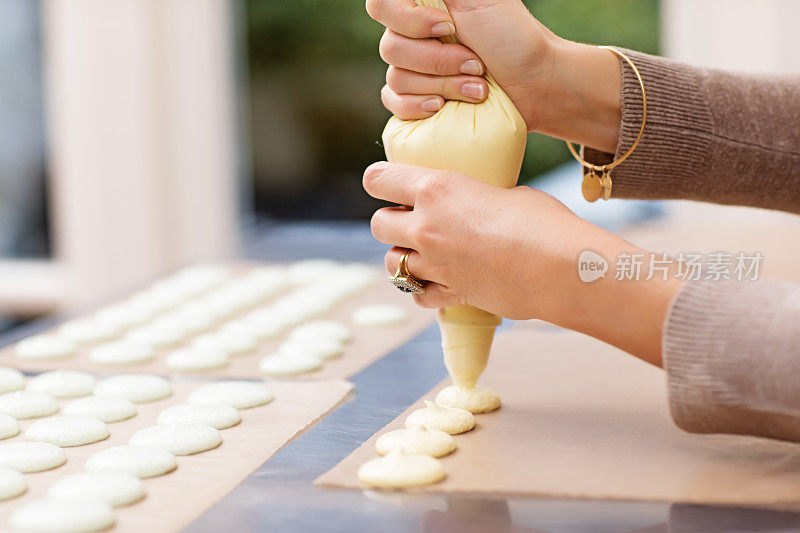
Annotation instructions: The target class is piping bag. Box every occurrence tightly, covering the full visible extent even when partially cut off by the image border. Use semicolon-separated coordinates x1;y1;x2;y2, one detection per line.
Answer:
382;0;527;390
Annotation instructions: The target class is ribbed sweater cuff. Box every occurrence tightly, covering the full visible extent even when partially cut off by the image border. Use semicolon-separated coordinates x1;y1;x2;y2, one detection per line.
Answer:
664;280;800;442
584;49;713;200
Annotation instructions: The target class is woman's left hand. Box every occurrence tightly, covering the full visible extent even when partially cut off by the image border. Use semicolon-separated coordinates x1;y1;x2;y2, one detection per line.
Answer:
364;161;682;367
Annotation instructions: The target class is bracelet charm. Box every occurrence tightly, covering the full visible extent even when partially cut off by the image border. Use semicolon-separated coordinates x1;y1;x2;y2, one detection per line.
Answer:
581;171;603;202
581;170;613;203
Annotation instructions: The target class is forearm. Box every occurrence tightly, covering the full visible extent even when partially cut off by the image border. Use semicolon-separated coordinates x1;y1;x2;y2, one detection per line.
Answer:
546;220;681;367
574;239;680;367
549;222;800;442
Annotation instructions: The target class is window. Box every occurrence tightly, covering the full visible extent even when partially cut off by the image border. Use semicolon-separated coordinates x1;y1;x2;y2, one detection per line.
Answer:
0;0;243;325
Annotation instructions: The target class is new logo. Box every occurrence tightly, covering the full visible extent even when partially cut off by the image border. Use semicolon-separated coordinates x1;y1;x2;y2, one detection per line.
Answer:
578;250;608;283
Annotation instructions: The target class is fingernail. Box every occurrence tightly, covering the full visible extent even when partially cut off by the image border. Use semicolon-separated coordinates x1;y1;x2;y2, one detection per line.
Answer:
422;98;443;112
461;82;485;100
431;22;455;36
459;59;483;76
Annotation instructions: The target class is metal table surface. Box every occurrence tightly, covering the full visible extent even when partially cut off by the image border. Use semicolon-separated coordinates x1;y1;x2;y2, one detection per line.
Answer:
4;222;800;533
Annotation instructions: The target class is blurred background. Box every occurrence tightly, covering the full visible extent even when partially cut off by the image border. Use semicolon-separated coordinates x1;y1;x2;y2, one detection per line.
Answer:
246;0;659;220
0;0;798;333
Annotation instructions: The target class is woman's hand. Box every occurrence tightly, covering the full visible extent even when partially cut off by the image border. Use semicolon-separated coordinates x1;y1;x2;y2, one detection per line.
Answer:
369;0;556;124
365;161;682;366
367;0;623;153
365;161;582;321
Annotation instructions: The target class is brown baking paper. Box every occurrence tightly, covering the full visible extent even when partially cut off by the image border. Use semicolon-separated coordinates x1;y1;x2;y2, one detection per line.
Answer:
0;378;353;532
0;264;435;380
316;328;800;504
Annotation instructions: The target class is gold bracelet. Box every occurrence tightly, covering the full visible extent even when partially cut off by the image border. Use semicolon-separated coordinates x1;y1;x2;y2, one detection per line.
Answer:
565;46;647;202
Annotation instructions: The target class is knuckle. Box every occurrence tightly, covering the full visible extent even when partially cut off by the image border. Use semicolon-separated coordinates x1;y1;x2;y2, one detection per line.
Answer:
378;31;397;63
385;66;401;89
417;173;451;203
388;97;418;120
362;162;385;194
365;0;384;21
440;75;451;97
384;250;397;273
412;217;438;249
369;210;384;240
379;84;394;109
432;51;452;75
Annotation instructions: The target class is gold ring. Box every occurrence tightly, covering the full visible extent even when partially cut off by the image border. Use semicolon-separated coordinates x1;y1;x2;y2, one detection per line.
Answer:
388;249;425;294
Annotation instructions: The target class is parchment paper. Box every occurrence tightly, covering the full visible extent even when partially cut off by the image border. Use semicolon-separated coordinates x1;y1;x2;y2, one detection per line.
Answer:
316;328;800;504
0;378;353;532
0;264;435;380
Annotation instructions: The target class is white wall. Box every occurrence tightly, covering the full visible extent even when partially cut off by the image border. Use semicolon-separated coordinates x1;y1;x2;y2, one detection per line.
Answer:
0;0;242;315
659;0;798;244
662;0;800;72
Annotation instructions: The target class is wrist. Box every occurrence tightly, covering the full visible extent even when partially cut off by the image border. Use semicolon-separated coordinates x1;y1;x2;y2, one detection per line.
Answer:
532;40;622;153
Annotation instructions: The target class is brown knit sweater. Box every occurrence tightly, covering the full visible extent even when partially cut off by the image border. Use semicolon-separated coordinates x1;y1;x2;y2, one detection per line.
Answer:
585;50;800;442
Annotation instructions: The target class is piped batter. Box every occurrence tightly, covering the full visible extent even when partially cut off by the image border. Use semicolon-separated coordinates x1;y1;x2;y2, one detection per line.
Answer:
435;385;500;414
405;401;475;435
358;448;445;488
375;424;455;457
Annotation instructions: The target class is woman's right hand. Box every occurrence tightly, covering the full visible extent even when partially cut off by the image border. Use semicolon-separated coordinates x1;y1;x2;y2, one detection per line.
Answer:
366;0;623;153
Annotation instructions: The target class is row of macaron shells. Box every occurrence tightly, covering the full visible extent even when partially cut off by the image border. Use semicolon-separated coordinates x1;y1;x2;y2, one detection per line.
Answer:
358;401;480;488
0;368;274;532
14;262;405;374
